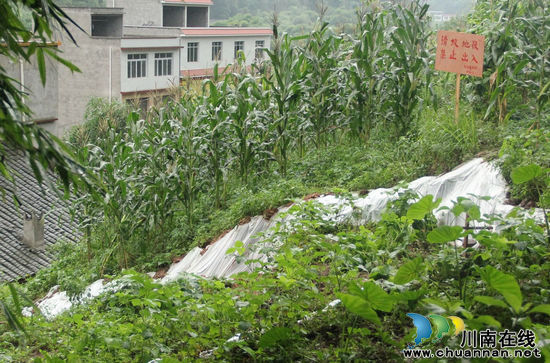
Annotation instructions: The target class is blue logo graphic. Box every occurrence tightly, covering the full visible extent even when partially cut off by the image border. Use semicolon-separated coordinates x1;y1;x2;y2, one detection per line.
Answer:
407;313;433;347
406;313;465;348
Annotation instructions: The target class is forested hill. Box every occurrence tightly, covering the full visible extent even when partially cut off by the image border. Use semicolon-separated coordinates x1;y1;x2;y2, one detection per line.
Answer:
56;0;475;34
212;0;475;34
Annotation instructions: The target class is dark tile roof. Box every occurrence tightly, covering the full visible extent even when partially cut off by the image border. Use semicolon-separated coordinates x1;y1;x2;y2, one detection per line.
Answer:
0;146;80;282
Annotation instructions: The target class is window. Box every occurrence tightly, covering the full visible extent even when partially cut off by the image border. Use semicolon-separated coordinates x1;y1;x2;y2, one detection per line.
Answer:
212;41;222;62
155;53;173;76
234;41;244;59
255;40;265;60
187;42;198;62
128;54;147;78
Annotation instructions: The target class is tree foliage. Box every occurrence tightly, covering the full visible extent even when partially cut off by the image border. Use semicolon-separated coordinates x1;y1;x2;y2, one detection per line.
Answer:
0;0;90;195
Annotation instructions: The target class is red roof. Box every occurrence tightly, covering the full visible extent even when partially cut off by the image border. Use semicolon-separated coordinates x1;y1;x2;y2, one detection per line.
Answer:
163;0;213;4
181;27;273;36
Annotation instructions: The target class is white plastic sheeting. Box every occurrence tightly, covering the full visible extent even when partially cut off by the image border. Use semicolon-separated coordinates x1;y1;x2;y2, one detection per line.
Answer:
162;210;290;283
25;158;542;319
24;276;134;319
163;158;538;282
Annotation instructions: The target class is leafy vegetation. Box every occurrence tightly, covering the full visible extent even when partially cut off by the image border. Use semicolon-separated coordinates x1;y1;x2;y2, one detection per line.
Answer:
0;0;91;195
1;0;549;361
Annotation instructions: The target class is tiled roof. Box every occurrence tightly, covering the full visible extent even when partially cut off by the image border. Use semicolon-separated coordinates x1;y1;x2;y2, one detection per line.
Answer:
0;147;79;282
181;27;273;36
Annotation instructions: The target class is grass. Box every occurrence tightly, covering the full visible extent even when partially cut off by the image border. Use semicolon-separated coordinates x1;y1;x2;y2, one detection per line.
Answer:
15;101;501;301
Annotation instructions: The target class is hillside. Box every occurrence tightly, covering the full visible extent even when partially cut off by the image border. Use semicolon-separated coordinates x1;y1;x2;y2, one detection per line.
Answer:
0;0;549;361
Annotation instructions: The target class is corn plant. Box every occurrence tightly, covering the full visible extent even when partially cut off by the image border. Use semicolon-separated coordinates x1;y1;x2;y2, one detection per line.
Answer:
380;0;433;136
202;69;231;207
226;70;270;184
345;6;386;141
468;0;550;125
161;99;207;225
265;29;306;176
301;22;346;148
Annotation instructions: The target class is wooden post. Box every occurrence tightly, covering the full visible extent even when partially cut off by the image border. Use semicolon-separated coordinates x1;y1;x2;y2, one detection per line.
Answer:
455;73;461;124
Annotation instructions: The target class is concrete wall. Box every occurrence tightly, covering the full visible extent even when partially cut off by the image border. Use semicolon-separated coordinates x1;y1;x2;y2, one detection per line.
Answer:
114;0;162;26
0;53;59;134
180;35;271;72
120;48;180;93
187;7;208;27
57;8;122;136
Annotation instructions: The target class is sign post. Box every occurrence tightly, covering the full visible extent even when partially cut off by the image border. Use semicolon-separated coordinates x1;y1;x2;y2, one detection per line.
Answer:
435;30;485;124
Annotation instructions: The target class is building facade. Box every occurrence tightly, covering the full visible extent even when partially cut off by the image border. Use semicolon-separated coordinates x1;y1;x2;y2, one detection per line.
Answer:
0;0;272;136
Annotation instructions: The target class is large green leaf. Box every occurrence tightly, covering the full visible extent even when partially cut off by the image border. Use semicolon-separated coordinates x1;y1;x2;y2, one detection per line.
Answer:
427;226;462;243
358;281;394;312
393;257;425;285
528;304;550;316
474;295;508;308
259;327;293;348
339;294;381;325
511;164;543;185
407;195;441;220
479;266;523;313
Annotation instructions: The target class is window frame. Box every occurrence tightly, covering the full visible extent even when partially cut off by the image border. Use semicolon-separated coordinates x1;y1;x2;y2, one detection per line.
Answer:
187;42;199;62
127;53;147;79
234;41;244;59
154;52;173;77
255;40;265;60
212;41;222;62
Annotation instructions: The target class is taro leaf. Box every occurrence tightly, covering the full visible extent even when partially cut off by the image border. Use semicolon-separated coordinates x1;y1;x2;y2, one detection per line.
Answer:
392;289;426;301
511;164;543;185
528;304;550;316
474;295;508;308
259;327;293;349
339;294;381;325
479;266;522;314
393;257;425;285
452;198;481;220
427;226;462;243
358;281;394;312
407;195;441;220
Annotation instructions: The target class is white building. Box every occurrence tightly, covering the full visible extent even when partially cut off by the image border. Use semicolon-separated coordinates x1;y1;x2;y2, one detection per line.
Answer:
0;0;272;136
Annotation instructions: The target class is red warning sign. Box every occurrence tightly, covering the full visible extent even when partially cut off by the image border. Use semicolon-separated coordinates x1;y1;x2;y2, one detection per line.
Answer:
435;30;485;77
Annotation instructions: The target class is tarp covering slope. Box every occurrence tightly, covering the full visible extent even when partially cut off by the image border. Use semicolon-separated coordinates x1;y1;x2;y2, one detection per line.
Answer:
28;158;541;319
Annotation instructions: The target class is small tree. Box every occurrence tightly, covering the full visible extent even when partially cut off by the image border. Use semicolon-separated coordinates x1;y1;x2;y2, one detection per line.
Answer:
0;0;88;193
